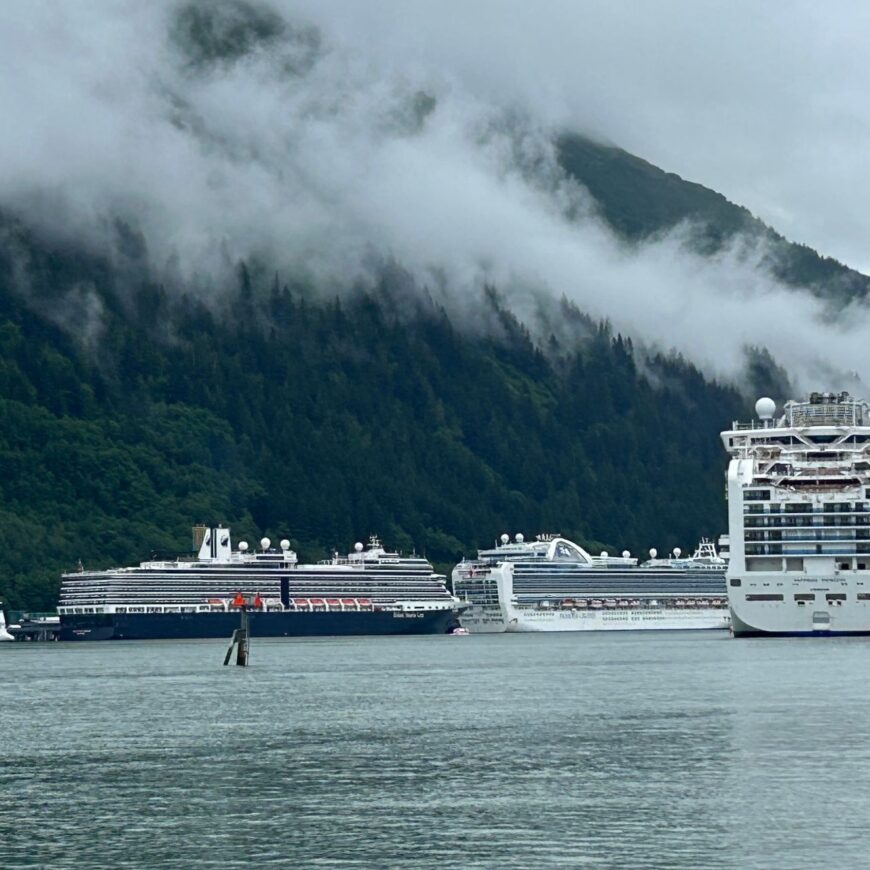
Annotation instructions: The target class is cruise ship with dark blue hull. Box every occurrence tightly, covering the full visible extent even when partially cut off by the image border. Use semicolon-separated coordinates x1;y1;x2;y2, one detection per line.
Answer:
58;527;464;641
60;609;457;641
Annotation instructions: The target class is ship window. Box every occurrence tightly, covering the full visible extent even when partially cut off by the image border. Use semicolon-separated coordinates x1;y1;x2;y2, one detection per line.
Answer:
729;578;742;587
746;557;782;570
785;558;804;571
860;563;868;570
745;489;771;501
746;594;783;601
794;593;815;601
826;594;847;601
554;541;586;561
858;593;870;600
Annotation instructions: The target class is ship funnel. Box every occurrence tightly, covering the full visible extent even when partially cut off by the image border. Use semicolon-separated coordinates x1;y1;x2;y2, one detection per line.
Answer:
197;526;233;562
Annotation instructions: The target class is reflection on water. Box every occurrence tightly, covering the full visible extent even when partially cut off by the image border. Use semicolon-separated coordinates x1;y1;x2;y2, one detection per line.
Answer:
3;632;870;868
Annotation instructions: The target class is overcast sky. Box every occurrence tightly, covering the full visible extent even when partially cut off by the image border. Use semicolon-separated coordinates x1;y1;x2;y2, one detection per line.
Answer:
293;0;870;272
2;0;870;390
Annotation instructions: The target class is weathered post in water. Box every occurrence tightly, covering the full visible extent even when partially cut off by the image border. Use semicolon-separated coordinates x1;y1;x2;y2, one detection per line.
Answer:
223;592;250;667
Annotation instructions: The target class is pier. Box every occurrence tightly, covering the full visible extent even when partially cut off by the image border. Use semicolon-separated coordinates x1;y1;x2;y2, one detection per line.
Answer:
8;613;61;642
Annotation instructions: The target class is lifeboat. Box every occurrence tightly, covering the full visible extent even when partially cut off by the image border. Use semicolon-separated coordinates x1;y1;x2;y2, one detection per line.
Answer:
604;599;617;608
341;598;357;607
591;599;603;608
310;598;326;607
358;599;372;608
561;598;576;608
629;599;640;607
326;598;341;608
293;598;310;608
575;600;588;608
616;599;629;608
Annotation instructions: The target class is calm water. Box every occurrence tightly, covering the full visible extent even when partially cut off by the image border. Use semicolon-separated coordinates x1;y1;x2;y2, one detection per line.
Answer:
2;632;870;868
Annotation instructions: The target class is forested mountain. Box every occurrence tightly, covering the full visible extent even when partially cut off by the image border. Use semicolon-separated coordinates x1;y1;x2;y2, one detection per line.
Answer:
557;134;870;303
0;213;746;610
5;108;866;611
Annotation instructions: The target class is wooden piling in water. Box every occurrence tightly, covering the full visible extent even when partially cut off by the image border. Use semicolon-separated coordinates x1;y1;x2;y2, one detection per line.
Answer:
223;602;250;666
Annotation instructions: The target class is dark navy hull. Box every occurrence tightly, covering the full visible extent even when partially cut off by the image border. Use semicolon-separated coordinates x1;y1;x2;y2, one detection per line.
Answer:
60;610;458;641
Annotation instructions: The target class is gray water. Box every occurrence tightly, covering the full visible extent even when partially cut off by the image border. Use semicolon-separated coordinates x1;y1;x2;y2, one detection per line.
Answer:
2;632;869;869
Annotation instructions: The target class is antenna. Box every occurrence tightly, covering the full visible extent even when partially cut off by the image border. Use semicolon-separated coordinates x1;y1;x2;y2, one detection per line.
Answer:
755;397;776;427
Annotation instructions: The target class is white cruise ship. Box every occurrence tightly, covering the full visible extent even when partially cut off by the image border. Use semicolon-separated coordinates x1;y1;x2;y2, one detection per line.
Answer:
723;391;870;637
452;534;729;633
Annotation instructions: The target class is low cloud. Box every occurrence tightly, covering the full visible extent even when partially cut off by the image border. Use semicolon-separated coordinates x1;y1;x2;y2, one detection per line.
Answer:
0;0;868;393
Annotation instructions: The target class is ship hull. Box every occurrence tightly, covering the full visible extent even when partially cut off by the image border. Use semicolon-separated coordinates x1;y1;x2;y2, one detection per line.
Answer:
59;609;458;641
460;604;729;633
729;603;870;637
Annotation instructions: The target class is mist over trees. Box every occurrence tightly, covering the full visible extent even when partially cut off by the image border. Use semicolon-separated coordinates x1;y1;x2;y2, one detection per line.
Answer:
0;219;744;610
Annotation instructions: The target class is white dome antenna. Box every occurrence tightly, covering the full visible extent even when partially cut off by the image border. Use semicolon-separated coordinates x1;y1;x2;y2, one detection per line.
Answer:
354;542;364;552
755;397;776;423
238;541;249;552
515;533;524;543
260;537;271;550
280;539;291;551
673;547;682;558
622;550;630;558
649;548;657;559
500;534;509;545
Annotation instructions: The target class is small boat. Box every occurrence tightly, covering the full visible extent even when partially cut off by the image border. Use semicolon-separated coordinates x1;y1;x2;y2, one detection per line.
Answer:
450;626;469;635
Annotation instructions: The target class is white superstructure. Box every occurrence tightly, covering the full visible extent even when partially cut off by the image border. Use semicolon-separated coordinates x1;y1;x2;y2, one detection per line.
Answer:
722;392;870;636
59;527;460;619
452;533;729;633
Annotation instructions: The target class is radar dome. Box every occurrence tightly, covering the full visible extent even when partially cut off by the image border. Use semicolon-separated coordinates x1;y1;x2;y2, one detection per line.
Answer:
500;534;510;544
280;539;291;550
238;541;249;552
515;533;524;543
755;397;776;420
600;551;608;558
673;547;682;558
622;550;630;558
649;548;657;559
260;537;271;550
354;542;364;552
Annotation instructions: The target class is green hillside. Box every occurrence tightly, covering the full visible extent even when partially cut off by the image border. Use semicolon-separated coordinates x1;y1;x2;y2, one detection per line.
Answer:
0;218;743;610
557;134;870;302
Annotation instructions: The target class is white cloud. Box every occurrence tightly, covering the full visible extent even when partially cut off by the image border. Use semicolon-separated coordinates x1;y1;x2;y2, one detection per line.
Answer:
0;0;868;393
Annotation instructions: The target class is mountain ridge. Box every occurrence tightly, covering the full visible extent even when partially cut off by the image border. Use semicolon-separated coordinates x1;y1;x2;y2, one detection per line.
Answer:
557;133;870;303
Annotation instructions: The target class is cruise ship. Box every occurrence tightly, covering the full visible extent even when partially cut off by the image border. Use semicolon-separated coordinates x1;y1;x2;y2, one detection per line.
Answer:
58;526;464;640
452;534;729;632
723;392;870;636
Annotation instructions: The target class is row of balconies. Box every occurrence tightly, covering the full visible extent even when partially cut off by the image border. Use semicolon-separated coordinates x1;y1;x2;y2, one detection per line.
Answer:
745;530;870;542
745;516;870;528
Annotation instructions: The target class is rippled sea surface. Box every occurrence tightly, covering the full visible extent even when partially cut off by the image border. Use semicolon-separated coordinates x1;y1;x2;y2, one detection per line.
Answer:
3;632;870;868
